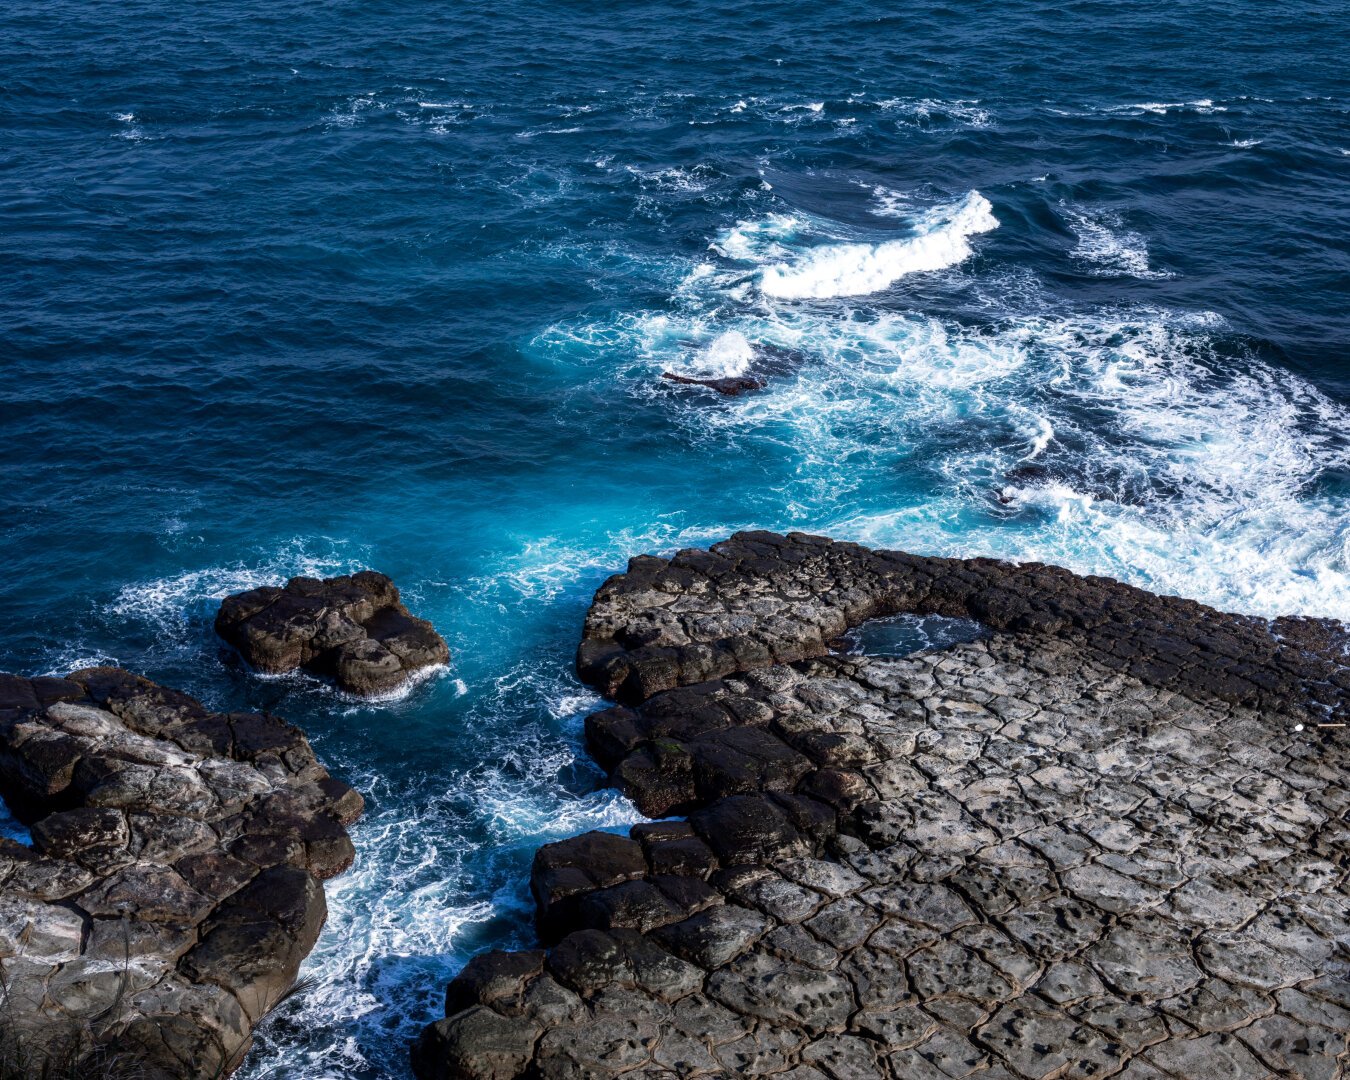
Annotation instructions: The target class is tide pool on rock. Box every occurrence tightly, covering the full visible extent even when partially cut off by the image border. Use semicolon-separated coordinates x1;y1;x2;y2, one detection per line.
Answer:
1;0;1348;1076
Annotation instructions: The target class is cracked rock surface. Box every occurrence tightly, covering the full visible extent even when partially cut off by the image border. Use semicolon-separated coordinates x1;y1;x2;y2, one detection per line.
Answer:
415;532;1349;1080
0;667;363;1076
215;570;449;697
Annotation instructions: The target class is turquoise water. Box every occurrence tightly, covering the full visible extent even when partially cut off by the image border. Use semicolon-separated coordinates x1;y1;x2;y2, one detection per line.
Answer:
2;1;1348;1074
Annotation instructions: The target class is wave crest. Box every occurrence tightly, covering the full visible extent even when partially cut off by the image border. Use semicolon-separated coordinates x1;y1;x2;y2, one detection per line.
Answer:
757;191;998;299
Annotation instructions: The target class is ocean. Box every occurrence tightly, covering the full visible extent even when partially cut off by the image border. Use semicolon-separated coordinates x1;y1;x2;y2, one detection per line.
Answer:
1;0;1347;1075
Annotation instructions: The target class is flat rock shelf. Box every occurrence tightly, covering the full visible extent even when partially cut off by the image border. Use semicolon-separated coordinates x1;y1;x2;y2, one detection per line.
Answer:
0;668;363;1077
415;531;1350;1080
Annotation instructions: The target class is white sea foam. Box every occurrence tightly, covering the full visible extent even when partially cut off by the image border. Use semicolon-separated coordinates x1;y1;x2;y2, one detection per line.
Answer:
538;269;1350;621
245;770;642;1077
877;98;992;128
868;185;912;218
1061;203;1173;280
39;651;121;679
344;663;451;705
516;126;584;138
111;111;159;142
237;636;649;1078
325;92;483;134
327;95;376;128
757;191;998;299
470;521;738;604
1109;99;1227;115
107;541;356;638
712;212;802;262
1023;416;1055;459
692;330;755;376
624;163;717;194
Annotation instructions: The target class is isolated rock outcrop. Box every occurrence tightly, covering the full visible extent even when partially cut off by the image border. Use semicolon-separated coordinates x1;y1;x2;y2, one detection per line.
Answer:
0;667;363;1076
415;531;1350;1080
661;372;766;396
215;571;449;697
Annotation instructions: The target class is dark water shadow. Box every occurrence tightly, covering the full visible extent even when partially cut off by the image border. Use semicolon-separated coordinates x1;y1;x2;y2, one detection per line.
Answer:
835;611;990;657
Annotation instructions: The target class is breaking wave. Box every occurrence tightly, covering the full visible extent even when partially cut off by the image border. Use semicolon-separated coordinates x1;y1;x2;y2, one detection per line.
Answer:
723;191;999;299
534;193;1350;622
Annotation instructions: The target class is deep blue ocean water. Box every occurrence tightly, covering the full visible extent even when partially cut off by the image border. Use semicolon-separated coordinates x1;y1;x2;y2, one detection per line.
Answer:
2;1;1348;1074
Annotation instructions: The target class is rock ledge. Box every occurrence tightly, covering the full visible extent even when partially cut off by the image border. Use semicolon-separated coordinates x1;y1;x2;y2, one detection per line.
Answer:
416;531;1350;1080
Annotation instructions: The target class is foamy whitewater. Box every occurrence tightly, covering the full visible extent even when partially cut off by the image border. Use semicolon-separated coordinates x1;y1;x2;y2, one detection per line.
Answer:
2;1;1348;1076
754;191;999;298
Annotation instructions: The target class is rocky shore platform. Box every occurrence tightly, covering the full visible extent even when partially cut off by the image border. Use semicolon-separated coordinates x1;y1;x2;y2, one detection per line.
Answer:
0;668;362;1076
215;571;449;697
415;532;1350;1080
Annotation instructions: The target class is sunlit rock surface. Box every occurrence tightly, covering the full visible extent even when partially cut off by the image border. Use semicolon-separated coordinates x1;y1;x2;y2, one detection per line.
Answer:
216;571;449;697
416;532;1349;1080
0;668;363;1076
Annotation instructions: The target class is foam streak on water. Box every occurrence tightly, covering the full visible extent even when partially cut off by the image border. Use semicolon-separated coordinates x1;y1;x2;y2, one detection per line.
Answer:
538;204;1350;621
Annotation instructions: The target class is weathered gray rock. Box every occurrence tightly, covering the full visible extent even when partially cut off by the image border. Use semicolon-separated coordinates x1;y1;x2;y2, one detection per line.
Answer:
215;571;448;696
576;531;1349;721
0;667;362;1076
416;533;1350;1079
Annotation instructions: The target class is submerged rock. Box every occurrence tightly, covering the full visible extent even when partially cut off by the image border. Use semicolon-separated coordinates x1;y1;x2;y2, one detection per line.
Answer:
661;371;766;396
661;341;806;397
416;531;1350;1080
215;571;449;697
0;667;362;1077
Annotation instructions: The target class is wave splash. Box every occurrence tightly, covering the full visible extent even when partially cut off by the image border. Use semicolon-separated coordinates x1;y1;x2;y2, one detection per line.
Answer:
712;190;999;299
534;190;1350;622
242;686;645;1078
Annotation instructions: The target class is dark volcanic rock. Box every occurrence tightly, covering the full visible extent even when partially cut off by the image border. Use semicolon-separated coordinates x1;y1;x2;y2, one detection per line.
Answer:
0;667;362;1077
576;531;1350;720
215;570;449;696
416;532;1350;1080
661;340;805;398
661;371;767;396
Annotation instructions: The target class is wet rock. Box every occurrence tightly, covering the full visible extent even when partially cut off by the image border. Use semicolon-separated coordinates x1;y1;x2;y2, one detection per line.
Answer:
415;534;1350;1079
661;371;767;396
531;830;648;942
412;1006;542;1080
0;668;361;1077
215;570;448;696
